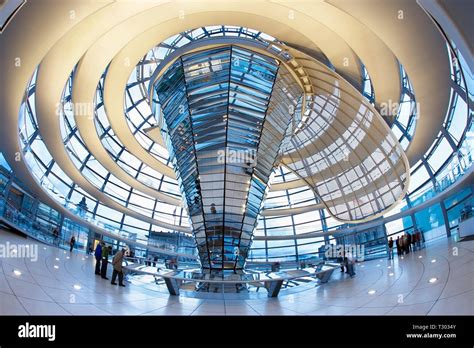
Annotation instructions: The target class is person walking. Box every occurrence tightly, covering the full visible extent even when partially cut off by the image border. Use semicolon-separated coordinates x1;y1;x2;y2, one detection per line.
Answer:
100;244;110;279
52;227;59;246
406;233;412;253
111;248;126;287
94;242;102;275
396;236;401;257
388;237;394;259
69;236;76;252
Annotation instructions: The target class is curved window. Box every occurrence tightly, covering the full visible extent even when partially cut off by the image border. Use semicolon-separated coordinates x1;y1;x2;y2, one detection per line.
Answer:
14;25;473;264
18;69;191;244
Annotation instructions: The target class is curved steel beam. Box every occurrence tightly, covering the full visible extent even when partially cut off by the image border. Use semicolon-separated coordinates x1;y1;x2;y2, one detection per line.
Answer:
102;4;364;184
32;1;190;232
328;0;452;166
71;5;182;205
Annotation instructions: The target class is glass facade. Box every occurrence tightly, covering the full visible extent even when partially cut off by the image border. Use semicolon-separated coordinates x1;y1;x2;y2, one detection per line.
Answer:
281;69;410;222
7;25;472;269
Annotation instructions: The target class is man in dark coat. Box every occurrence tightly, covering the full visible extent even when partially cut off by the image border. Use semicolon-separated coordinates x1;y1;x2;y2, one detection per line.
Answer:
101;245;111;279
406;233;412;253
396;236;401;256
388;237;394;259
94;242;102;275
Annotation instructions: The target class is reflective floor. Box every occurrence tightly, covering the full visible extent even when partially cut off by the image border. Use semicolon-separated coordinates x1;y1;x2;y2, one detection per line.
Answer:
0;228;472;315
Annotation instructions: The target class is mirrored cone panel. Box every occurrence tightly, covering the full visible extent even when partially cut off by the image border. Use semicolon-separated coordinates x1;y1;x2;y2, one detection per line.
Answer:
153;46;301;270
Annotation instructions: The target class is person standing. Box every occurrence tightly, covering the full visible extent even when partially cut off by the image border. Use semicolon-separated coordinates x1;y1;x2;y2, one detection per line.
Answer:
396;236;401;256
100;244;110;279
171;258;178;270
338;248;345;272
111;248;126;287
69;236;76;252
388;237;394;260
77;197;88;218
346;251;356;278
402;234;408;254
407;233;412;253
94;242;102;275
416;230;423;249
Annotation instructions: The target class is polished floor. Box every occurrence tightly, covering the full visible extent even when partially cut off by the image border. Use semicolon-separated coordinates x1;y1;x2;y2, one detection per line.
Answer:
0;228;472;316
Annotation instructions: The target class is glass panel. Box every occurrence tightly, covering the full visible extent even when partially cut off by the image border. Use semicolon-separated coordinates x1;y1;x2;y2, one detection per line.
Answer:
428;137;452;173
414;203;446;242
